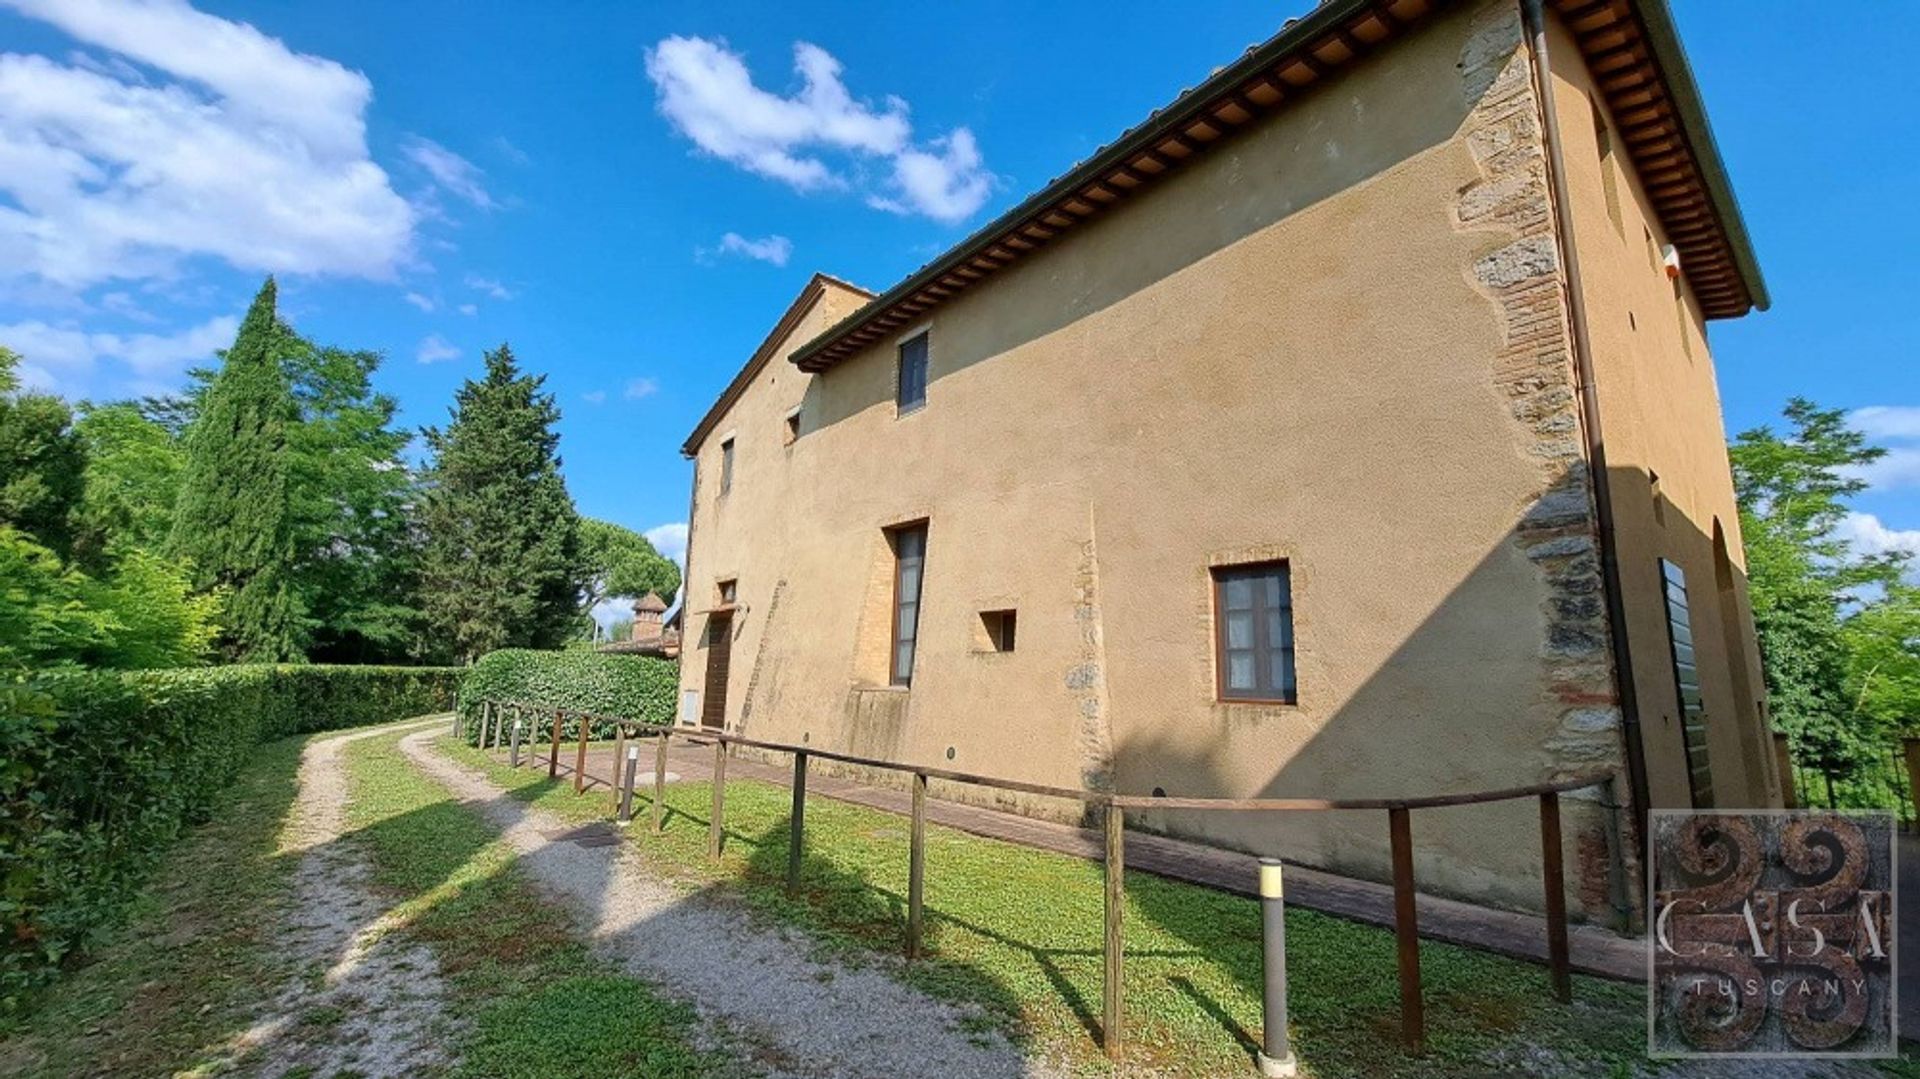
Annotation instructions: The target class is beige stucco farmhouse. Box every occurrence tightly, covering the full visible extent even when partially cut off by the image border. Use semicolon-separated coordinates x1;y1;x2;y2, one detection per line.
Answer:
673;0;1774;918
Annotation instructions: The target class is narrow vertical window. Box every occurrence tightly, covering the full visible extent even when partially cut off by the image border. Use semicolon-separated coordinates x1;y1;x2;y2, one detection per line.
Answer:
1660;559;1712;808
783;408;801;446
719;437;735;495
1673;280;1694;361
1212;561;1297;703
897;333;928;413
1593;96;1623;237
890;523;928;686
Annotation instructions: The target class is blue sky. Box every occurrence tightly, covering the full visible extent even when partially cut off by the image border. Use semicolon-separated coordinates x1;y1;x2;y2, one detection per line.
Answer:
1;0;1915;578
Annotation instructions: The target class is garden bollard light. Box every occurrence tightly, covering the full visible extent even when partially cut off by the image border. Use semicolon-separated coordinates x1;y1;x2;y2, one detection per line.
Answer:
1257;858;1297;1078
509;718;524;768
619;744;639;824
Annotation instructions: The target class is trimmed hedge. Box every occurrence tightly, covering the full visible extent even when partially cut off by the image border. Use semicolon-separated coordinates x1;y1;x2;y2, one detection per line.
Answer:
0;664;457;1016
457;648;677;744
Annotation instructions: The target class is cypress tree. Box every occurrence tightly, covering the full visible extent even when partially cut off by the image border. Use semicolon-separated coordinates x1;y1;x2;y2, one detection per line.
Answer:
418;343;585;661
168;278;305;662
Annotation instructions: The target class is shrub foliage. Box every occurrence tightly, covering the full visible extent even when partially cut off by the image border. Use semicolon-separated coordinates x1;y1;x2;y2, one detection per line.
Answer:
0;664;457;1015
457;648;676;743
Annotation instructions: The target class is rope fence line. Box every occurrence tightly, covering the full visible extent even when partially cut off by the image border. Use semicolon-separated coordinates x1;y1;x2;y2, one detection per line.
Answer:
459;697;1615;1064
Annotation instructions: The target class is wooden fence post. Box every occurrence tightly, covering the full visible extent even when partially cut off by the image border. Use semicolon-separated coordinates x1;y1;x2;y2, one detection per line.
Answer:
1539;792;1571;1003
1389;805;1423;1054
787;751;808;896
574;713;591;793
1103;801;1125;1062
548;708;563;779
709;739;727;860
908;772;927;961
653;729;670;834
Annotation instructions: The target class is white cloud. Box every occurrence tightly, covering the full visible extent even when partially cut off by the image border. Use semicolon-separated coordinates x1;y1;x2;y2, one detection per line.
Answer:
98;291;156;322
645;36;992;223
415;333;458;364
491;135;529;166
591;596;634;634
1834;511;1920;579
1845;448;1920;492
457;303;477;316
624;376;659;401
465;274;513;300
870;129;993;223
402;135;495;210
0;312;236;393
581;389;607;405
1851;406;1920;442
0;0;415;287
403;291;435;312
712;232;792;266
644;522;688;568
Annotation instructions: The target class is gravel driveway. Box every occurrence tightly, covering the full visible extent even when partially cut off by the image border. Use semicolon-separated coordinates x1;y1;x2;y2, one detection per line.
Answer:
228;717;464;1078
399;726;1066;1079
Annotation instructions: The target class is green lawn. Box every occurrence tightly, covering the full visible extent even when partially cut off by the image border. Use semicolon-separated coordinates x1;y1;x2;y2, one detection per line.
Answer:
442;738;1652;1078
341;728;745;1079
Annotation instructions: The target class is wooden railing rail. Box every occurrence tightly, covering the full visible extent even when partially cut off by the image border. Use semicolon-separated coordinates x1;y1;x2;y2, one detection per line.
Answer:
465;698;1613;1065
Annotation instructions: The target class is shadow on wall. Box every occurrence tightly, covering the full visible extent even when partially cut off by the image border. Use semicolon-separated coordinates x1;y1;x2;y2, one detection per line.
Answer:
1111;464;1771;919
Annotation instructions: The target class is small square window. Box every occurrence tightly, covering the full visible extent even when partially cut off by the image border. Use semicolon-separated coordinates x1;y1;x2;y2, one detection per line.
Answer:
783;409;801;446
717;579;737;605
977;610;1016;653
719;437;735;495
897;333;928;414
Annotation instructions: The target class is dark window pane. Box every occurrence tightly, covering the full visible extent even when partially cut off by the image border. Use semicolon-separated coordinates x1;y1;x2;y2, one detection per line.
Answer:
898;335;928;410
891;524;928;685
1212;560;1296;702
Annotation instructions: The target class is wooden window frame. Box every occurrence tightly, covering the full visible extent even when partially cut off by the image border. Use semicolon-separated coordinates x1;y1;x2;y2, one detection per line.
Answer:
888;521;929;687
896;330;929;415
1210;560;1297;705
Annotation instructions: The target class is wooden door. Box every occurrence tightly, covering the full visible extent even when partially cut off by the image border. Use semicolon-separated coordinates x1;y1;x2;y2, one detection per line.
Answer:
701;612;732;729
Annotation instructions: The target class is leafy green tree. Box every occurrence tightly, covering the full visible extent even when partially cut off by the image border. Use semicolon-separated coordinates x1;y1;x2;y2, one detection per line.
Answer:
168;278;306;663
280;341;423;662
0;347;86;561
1842;586;1920;737
70;402;184;568
0;526;116;670
579;517;681;612
0;527;216;671
1731;398;1907;783
417;344;585;661
166;329;424;662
